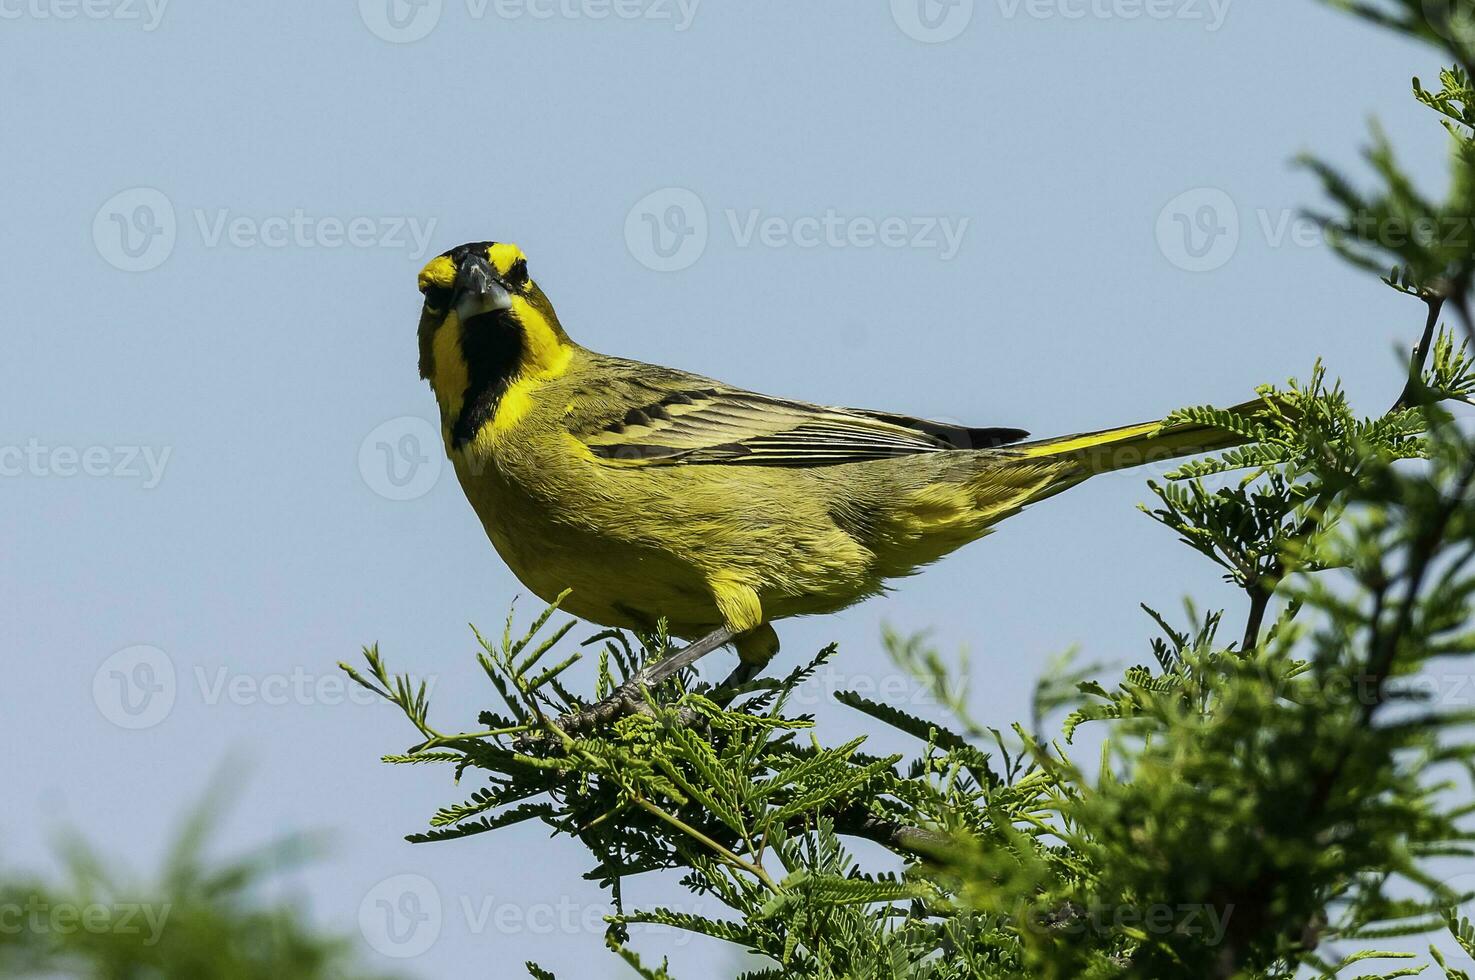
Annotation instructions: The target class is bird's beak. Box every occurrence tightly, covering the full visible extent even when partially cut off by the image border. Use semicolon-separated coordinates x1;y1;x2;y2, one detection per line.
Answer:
454;253;513;321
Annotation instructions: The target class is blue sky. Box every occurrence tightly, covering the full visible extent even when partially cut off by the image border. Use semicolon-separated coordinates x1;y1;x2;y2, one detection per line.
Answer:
0;1;1462;975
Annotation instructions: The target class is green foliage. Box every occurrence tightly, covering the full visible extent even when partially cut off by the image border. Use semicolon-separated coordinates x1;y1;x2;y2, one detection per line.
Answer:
0;780;400;980
346;4;1475;977
1308;3;1475;297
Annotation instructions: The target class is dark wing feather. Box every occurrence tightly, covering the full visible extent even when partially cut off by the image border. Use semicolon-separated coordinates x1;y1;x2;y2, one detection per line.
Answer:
571;359;1027;468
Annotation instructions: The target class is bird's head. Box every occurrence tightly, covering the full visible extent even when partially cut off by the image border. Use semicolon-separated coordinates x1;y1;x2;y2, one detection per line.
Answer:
416;242;572;441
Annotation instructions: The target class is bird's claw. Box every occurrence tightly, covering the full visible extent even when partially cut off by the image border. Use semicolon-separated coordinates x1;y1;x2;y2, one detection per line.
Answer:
512;683;700;751
510;625;740;751
557;683;652;736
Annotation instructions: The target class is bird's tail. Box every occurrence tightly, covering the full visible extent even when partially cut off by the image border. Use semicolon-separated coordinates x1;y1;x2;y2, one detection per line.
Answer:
869;399;1266;578
1008;399;1262;477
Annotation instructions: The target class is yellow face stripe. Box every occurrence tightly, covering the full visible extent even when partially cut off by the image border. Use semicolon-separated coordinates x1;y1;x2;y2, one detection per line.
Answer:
486;242;526;277
418;255;457;293
429;311;470;423
508;294;565;376
419;243;524;294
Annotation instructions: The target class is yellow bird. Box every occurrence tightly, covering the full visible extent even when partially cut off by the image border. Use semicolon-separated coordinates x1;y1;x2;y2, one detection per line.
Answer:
415;241;1250;723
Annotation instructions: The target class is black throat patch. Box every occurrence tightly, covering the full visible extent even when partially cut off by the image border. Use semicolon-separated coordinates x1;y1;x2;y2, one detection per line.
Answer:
451;311;524;449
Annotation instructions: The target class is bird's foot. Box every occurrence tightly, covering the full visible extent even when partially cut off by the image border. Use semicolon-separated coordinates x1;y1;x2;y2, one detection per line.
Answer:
513;625;737;748
546;681;700;739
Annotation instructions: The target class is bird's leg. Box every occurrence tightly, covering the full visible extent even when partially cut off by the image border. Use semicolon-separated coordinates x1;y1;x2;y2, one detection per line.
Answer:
629;624;739;689
550;625;737;737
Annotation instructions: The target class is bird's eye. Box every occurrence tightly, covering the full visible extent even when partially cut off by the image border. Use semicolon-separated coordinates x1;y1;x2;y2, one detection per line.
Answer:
505;259;529;289
423;285;453;313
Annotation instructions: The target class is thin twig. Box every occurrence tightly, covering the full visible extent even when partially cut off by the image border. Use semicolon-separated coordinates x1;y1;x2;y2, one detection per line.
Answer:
1241;586;1272;652
1392;295;1447;411
632;796;779;891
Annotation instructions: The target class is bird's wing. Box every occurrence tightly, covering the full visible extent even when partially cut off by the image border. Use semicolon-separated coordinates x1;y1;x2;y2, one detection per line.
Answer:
568;358;1028;468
